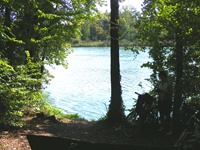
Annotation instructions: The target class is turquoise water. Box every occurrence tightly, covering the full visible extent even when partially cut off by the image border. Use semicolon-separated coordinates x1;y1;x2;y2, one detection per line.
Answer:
44;47;153;120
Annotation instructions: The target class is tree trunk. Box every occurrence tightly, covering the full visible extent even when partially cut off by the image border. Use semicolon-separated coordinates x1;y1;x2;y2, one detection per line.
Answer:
173;31;183;128
4;7;15;65
106;0;125;123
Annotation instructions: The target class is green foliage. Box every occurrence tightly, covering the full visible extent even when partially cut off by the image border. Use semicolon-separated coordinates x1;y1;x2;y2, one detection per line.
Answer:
0;0;102;67
76;6;141;45
0;0;103;127
39;103;85;120
72;40;109;47
0;52;47;127
135;0;200;99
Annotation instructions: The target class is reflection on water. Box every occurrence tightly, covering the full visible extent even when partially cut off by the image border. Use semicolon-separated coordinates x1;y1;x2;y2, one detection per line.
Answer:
44;47;152;120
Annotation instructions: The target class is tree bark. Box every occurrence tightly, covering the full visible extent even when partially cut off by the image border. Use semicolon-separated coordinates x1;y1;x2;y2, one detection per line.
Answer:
4;7;15;65
173;31;183;128
106;0;125;123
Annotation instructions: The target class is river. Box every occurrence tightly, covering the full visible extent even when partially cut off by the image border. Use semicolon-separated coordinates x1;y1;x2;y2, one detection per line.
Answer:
44;47;153;120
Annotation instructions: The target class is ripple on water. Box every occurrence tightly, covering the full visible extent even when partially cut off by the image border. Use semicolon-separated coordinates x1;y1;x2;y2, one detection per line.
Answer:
45;47;152;120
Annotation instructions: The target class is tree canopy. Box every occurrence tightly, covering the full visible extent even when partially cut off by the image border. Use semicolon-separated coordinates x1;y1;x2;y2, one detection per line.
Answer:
134;0;200;126
0;0;199;127
0;0;102;127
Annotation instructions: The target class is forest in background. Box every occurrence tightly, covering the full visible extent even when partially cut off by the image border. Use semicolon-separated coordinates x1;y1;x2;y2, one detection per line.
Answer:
72;6;141;47
0;0;199;129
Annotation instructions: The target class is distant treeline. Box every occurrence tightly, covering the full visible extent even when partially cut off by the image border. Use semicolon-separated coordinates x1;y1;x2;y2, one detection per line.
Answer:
72;6;142;47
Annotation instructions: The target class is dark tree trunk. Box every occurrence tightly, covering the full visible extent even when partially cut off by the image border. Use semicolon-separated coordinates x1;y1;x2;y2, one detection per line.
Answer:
4;7;15;65
106;0;125;123
173;31;183;128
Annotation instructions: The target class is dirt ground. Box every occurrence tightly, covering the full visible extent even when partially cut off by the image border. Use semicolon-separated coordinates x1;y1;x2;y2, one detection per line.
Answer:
0;115;184;150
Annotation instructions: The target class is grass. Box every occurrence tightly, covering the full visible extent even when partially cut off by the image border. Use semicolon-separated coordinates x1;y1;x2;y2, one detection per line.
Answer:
38;103;86;121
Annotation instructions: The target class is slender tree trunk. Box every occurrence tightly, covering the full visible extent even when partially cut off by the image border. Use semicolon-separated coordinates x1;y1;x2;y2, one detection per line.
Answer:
106;0;125;123
173;31;183;128
4;7;14;65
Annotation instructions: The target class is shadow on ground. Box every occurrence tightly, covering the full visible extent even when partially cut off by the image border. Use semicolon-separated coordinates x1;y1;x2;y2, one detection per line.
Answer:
27;134;177;150
25;115;187;150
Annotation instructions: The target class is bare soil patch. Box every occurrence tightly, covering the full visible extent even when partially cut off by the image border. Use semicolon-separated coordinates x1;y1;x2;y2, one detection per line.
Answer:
0;116;180;150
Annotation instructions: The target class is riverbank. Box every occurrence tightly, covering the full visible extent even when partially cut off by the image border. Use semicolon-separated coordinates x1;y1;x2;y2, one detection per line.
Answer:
71;40;141;47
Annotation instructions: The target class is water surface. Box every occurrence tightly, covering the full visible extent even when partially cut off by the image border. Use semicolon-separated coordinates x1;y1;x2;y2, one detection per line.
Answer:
45;47;152;120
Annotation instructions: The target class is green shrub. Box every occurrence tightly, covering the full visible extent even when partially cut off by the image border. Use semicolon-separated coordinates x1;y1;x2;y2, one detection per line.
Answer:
0;52;47;127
